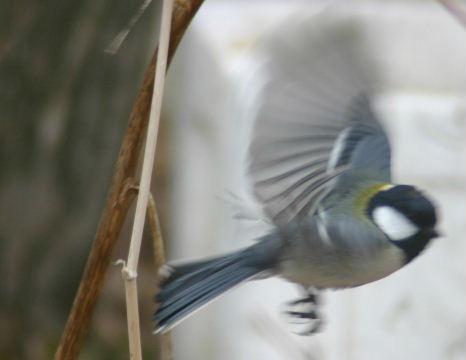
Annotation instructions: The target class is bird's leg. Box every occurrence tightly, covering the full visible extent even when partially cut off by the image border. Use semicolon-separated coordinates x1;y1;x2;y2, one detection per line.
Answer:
281;287;324;335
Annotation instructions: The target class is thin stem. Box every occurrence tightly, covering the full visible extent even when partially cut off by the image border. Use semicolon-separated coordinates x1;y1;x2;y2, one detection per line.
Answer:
122;0;174;358
105;0;153;54
124;279;142;359
148;194;172;360
123;0;173;278
148;194;167;273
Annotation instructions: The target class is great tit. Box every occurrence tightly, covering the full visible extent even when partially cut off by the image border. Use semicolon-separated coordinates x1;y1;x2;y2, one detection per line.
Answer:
153;19;439;334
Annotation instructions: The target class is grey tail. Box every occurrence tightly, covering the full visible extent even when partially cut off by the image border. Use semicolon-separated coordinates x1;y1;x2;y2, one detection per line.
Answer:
153;241;279;333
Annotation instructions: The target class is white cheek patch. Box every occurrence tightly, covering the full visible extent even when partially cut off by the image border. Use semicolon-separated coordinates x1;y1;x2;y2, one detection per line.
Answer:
373;206;419;241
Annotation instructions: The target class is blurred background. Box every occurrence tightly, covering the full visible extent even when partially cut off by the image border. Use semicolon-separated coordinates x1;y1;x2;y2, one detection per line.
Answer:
0;0;464;359
0;0;165;358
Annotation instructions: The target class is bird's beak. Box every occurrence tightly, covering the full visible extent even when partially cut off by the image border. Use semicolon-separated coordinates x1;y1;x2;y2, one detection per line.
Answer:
426;228;440;239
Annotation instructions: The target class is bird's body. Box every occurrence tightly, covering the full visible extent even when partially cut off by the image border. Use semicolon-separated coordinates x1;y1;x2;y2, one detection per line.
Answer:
276;203;404;289
153;18;438;334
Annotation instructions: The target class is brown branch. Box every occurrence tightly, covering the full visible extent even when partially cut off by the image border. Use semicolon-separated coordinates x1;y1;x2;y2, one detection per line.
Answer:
54;1;204;359
148;194;172;360
438;0;466;28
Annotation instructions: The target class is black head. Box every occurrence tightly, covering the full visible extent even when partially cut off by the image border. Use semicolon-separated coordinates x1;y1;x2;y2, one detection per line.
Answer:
367;185;439;262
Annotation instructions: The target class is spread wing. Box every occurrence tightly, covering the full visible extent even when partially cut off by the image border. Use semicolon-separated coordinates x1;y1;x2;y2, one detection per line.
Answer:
248;19;391;225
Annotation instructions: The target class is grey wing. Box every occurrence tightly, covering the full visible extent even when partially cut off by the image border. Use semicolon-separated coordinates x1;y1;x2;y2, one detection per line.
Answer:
248;18;391;226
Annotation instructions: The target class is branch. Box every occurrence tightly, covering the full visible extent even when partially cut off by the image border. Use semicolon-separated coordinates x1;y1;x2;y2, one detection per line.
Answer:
54;1;204;359
438;0;466;28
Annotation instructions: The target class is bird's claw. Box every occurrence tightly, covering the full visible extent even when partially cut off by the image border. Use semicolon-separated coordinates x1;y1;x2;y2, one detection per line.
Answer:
281;289;324;335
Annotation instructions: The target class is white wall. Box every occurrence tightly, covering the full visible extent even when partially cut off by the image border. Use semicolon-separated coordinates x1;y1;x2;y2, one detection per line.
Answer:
164;2;465;359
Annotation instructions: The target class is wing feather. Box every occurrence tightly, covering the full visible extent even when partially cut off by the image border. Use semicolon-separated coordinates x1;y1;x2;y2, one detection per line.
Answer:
248;17;391;225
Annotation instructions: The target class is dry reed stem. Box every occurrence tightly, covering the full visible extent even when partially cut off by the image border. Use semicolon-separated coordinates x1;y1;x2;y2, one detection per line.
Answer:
54;1;204;359
124;279;142;359
148;194;172;360
124;0;172;279
122;0;173;358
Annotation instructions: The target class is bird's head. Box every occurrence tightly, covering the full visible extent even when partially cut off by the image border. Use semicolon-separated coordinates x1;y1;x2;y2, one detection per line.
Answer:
367;184;439;262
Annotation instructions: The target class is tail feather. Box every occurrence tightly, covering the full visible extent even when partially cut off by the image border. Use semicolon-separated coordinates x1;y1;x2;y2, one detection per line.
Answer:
153;249;263;333
159;262;243;310
157;256;235;301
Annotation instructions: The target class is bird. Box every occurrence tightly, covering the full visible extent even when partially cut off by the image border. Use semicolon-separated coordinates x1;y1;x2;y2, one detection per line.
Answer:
153;18;439;335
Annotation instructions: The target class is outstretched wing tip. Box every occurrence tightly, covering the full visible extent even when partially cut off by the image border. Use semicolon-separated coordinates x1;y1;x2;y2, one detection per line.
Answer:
246;16;390;224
